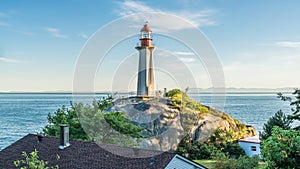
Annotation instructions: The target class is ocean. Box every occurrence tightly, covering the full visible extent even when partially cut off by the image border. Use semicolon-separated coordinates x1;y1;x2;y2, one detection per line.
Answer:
0;92;292;150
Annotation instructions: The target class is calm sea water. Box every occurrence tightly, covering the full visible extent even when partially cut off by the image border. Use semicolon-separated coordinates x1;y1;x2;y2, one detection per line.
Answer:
0;92;292;150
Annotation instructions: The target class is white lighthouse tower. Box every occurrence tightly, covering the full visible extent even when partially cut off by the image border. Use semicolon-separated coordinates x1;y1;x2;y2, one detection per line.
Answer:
136;22;155;96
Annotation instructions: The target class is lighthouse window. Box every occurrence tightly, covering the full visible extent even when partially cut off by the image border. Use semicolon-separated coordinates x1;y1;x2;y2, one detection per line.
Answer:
141;31;150;38
251;146;257;151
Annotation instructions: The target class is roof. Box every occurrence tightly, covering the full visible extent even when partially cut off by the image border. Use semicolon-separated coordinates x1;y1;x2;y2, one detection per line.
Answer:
239;135;260;144
165;154;207;169
0;134;176;169
140;23;152;32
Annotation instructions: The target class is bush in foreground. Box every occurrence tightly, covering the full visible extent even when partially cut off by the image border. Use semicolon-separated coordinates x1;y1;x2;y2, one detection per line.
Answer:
14;149;58;169
214;153;260;169
261;126;300;169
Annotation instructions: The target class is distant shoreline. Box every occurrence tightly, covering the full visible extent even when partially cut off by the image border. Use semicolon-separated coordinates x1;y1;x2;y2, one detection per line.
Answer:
0;91;292;95
0;87;295;94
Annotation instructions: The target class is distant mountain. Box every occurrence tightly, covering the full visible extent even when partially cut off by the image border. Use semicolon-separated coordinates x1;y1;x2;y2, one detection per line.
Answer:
187;87;295;93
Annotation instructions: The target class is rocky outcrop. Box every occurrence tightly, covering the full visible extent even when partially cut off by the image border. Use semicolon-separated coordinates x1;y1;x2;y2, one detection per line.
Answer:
191;113;231;142
109;97;256;151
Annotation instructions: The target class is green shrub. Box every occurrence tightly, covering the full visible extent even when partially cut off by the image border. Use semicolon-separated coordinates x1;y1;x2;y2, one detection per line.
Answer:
177;138;230;160
261;126;300;169
236;155;260;169
190;143;219;160
165;89;209;113
177;131;246;160
14;149;58;169
223;142;245;158
214;155;259;169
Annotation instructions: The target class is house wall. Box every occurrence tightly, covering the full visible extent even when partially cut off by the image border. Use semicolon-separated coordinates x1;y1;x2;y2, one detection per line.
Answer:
238;142;261;158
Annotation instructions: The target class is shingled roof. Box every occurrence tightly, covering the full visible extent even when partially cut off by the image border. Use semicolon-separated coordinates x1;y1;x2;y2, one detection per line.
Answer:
0;134;176;169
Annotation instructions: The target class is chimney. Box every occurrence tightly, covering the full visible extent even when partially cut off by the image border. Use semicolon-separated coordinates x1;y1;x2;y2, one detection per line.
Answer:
163;88;167;96
37;134;43;142
59;124;70;150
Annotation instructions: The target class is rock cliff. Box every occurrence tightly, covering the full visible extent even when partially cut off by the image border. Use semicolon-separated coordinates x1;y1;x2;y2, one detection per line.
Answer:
108;92;256;151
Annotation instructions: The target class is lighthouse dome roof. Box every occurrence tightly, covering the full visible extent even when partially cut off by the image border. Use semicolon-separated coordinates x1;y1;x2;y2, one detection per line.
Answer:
140;23;152;32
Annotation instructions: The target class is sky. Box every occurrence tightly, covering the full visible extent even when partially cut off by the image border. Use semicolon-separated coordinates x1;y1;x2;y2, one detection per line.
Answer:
0;0;299;92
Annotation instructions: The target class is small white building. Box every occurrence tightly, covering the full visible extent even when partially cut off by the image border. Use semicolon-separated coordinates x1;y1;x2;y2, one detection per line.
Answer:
238;135;261;158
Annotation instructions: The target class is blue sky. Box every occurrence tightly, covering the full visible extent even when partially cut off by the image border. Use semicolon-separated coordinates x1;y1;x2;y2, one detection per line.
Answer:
0;0;299;92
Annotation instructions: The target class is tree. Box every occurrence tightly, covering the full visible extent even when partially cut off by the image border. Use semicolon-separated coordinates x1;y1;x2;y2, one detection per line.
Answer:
176;134;245;160
14;149;58;169
261;126;300;169
43;96;145;146
259;110;292;141
278;88;300;130
43;104;90;141
104;112;145;138
222;142;245;158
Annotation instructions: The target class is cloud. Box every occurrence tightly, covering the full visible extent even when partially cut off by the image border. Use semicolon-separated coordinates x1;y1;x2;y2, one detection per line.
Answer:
78;32;89;39
116;0;217;29
0;21;10;27
0;11;13;27
222;48;300;88
44;27;67;38
276;41;300;48
0;10;17;18
155;50;172;58
179;57;195;63
175;9;217;27
0;57;19;63
0;12;11;18
0;11;34;35
173;51;194;56
172;51;196;63
0;22;34;35
11;29;34;36
156;50;194;57
156;50;196;63
118;0;155;15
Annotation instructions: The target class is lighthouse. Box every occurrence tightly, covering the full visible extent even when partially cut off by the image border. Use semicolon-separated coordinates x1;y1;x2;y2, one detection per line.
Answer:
136;22;155;96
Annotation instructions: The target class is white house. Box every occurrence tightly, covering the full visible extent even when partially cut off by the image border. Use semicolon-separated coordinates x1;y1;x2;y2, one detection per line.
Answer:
238;135;261;158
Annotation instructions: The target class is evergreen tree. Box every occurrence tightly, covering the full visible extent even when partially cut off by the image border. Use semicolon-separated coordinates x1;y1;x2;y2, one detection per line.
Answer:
43;96;145;146
278;89;300;130
260;110;292;141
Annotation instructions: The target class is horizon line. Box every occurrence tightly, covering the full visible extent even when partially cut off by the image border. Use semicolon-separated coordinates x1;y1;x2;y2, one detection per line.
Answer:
0;87;296;94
